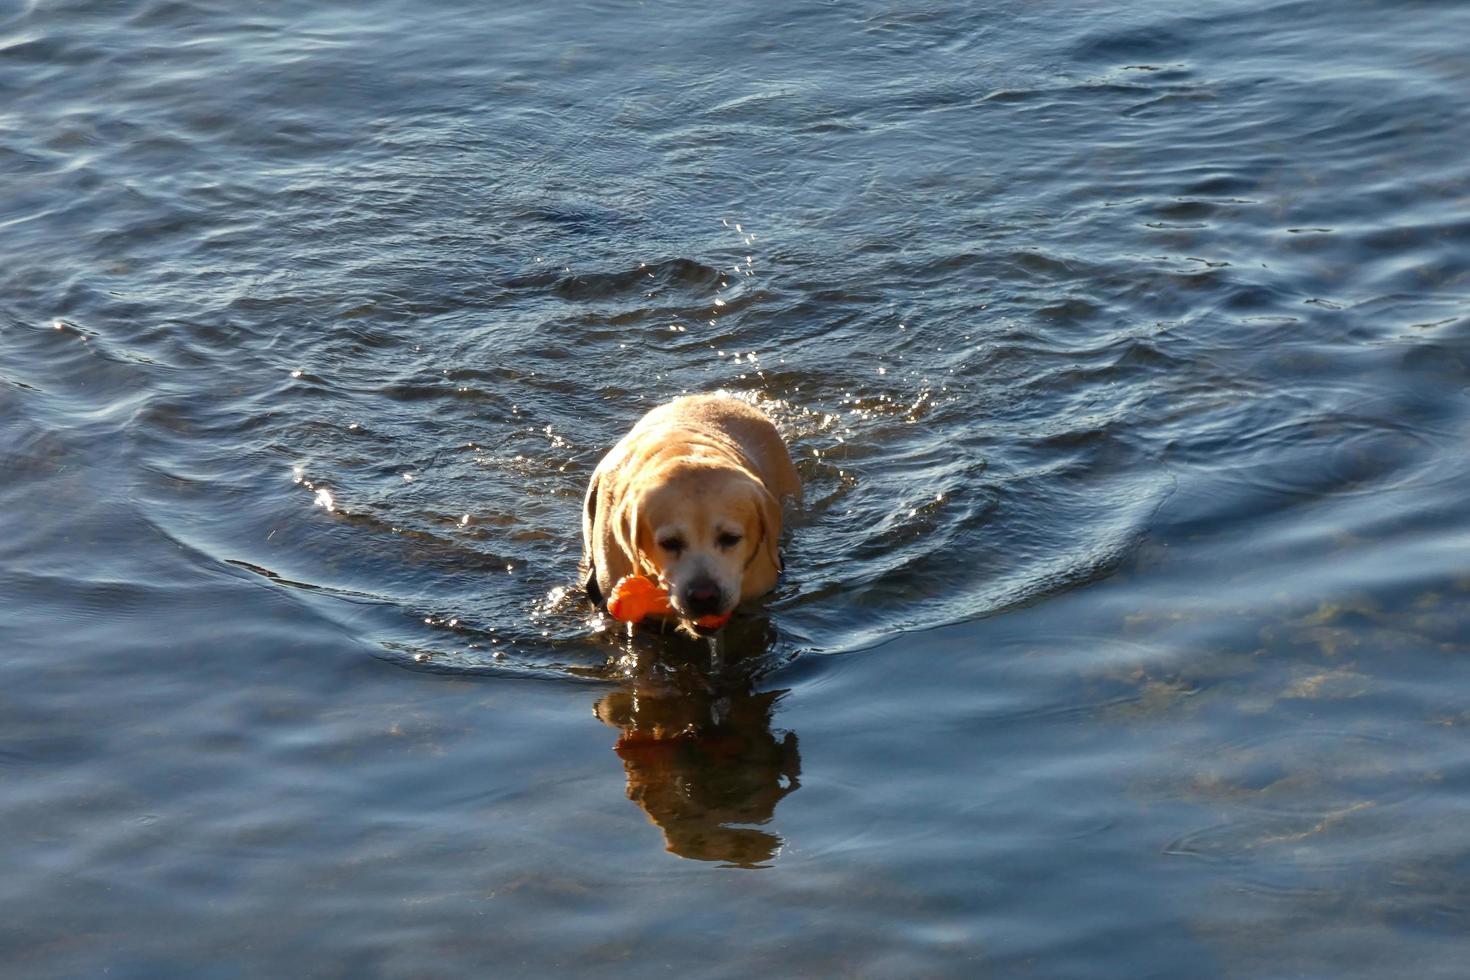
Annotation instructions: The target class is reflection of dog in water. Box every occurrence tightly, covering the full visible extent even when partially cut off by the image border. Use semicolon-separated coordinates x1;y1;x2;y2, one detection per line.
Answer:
594;635;800;867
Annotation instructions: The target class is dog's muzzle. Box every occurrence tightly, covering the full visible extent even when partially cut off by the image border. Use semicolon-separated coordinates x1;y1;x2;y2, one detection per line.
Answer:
680;575;725;618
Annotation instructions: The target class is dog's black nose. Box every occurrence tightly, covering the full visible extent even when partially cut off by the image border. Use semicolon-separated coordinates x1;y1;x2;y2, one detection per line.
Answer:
682;577;722;616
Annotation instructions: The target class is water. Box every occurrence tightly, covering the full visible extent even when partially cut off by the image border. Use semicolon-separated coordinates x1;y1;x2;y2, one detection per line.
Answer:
3;0;1470;974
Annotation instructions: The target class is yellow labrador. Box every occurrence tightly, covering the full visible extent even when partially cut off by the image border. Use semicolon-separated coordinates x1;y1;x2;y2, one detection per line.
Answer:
583;394;801;632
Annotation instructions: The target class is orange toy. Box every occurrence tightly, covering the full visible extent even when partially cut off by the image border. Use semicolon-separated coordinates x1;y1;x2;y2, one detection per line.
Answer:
606;574;672;622
606;574;731;631
695;611;732;630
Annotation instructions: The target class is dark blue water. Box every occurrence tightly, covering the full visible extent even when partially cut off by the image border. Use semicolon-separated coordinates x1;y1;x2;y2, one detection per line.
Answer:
4;0;1470;975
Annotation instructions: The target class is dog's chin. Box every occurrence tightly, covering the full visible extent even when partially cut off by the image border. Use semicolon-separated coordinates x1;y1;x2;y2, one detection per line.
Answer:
688;618;726;637
670;608;734;637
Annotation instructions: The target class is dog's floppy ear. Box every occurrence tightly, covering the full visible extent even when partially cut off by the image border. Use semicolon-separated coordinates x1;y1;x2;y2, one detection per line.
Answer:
583;470;600;538
582;470;603;601
750;483;783;578
613;490;653;577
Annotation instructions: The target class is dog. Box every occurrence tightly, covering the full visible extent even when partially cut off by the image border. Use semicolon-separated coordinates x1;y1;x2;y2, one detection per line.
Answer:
582;394;801;633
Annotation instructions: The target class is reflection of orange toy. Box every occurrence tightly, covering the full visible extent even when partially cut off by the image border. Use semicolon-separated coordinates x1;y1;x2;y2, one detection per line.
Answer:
606;575;731;631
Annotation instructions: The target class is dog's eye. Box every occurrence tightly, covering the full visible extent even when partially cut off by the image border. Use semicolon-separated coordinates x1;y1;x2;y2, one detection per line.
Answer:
717;531;743;549
658;537;685;554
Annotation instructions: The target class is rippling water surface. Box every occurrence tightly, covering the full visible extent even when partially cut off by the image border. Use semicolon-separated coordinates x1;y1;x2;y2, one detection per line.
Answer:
4;0;1470;975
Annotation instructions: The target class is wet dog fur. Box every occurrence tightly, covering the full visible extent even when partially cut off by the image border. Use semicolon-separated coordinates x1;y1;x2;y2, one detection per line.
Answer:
582;395;801;633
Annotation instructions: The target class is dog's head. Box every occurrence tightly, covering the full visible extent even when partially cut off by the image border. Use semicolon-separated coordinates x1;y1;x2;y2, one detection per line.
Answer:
616;463;781;631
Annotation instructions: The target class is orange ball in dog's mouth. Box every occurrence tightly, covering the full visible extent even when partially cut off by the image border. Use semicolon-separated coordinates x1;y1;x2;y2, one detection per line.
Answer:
606;575;730;631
